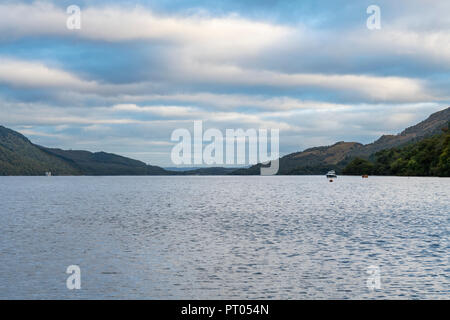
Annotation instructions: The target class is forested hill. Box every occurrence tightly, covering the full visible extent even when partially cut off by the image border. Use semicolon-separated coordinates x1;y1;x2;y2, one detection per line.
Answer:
0;125;170;176
343;124;450;177
1;107;449;176
40;147;169;176
234;107;450;175
0;126;81;175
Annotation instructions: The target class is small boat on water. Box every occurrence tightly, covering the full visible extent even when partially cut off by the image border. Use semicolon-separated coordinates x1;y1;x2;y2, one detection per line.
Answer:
326;170;337;178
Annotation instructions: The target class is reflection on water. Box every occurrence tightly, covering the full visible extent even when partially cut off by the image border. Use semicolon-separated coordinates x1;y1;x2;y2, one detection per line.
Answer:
0;176;448;299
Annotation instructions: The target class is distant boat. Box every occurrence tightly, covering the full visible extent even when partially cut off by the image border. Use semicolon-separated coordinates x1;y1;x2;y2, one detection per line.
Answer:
326;170;337;178
45;171;52;176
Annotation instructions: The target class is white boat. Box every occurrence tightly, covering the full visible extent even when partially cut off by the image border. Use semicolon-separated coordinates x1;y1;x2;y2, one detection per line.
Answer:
326;170;337;178
45;171;52;176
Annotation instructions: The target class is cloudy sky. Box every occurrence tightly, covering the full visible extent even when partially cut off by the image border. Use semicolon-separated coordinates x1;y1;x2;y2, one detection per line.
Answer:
0;0;449;166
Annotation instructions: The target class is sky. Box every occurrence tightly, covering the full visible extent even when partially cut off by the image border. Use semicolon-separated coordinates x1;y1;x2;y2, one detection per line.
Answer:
0;0;449;166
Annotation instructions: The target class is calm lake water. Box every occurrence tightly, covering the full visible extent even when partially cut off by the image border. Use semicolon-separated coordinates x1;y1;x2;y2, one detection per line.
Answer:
0;176;448;299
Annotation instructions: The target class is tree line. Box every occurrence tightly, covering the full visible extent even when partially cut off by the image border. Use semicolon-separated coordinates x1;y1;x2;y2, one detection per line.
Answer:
343;123;450;177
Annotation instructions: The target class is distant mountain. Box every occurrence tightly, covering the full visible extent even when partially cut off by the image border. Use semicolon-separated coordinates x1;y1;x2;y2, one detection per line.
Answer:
235;107;450;175
282;141;363;174
1;107;449;176
343;125;449;177
164;167;204;172
40;147;169;176
0;126;81;175
0;125;170;176
232;141;362;175
350;107;450;158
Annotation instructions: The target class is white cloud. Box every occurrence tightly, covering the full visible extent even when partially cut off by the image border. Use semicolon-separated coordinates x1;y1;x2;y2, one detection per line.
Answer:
2;2;449;70
0;3;447;104
0;2;291;56
178;62;431;102
0;56;434;103
0;2;66;38
112;104;198;117
351;30;450;67
113;93;351;111
0;58;96;89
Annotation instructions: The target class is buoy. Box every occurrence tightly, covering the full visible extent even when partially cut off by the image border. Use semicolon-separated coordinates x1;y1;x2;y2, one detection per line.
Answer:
329;179;333;182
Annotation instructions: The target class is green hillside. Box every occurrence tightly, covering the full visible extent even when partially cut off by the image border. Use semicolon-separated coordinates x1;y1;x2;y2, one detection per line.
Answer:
41;147;169;175
0;126;169;176
0;126;81;175
234;107;450;175
343;125;450;177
